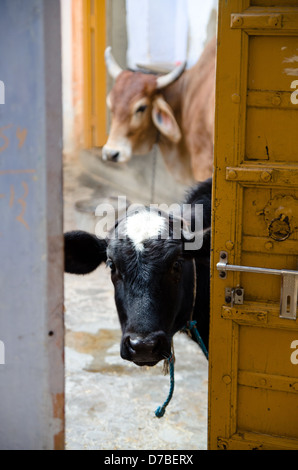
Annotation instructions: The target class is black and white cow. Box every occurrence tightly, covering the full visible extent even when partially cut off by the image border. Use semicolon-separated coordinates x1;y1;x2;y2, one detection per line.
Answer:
64;178;212;366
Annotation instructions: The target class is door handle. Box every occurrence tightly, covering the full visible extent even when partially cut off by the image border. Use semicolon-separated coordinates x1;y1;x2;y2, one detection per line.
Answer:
217;251;298;320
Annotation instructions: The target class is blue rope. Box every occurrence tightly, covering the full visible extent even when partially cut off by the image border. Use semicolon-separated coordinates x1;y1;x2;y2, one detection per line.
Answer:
155;353;175;418
155;321;208;418
184;320;209;360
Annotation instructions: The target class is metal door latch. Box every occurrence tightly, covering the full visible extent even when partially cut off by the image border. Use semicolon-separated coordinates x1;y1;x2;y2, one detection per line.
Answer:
217;251;298;320
225;287;244;307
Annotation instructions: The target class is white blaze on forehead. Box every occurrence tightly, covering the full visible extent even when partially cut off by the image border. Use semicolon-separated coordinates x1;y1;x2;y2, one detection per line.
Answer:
125;210;167;252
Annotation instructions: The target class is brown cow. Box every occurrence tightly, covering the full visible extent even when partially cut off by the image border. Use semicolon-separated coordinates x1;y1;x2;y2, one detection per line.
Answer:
103;37;216;184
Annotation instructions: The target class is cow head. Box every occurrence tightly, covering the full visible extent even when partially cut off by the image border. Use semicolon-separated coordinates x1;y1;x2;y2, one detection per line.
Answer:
102;47;186;163
65;207;208;367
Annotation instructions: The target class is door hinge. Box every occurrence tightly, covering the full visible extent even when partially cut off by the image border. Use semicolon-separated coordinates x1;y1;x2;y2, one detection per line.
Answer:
217;251;298;320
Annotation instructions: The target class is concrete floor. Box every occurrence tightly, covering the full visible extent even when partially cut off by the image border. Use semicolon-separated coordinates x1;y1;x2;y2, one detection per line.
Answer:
63;155;208;450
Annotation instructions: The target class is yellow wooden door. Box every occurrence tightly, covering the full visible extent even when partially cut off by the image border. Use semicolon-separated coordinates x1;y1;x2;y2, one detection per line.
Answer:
209;0;298;450
83;0;107;148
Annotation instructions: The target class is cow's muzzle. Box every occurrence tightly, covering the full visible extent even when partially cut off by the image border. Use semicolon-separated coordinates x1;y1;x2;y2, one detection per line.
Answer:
102;143;132;163
121;331;171;367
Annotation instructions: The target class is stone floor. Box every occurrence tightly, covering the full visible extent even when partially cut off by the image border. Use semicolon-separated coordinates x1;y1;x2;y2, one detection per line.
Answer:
63;155;208;450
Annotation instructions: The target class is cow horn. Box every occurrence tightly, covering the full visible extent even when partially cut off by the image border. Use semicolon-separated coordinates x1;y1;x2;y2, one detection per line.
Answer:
105;46;123;80
156;61;186;89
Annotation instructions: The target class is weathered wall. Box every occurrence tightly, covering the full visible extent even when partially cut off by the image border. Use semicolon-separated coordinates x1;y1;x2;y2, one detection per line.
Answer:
0;0;64;450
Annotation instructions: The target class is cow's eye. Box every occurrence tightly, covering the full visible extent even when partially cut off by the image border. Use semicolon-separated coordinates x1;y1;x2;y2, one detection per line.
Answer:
172;260;183;272
135;104;147;114
106;258;116;272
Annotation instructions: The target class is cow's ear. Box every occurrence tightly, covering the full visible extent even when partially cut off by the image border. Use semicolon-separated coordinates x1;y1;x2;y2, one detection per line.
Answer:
64;231;107;275
152;96;182;143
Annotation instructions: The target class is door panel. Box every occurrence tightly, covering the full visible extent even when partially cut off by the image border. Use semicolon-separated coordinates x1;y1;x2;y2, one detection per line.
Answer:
209;0;298;450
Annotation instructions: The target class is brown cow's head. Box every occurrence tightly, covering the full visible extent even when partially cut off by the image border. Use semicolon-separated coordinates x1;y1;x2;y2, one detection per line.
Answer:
102;47;186;163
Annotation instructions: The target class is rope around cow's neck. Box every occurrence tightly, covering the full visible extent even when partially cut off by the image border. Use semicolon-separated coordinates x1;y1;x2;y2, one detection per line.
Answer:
155;260;208;418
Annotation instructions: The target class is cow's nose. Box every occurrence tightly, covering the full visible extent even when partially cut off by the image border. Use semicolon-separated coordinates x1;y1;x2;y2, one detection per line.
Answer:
122;332;170;366
102;148;119;162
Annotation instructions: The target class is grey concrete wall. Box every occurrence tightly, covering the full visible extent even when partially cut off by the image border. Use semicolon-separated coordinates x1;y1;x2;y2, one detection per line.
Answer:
0;0;64;450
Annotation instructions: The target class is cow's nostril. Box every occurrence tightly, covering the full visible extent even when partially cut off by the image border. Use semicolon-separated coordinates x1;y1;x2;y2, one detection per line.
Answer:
109;151;119;162
126;336;147;353
128;338;139;349
102;148;120;162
